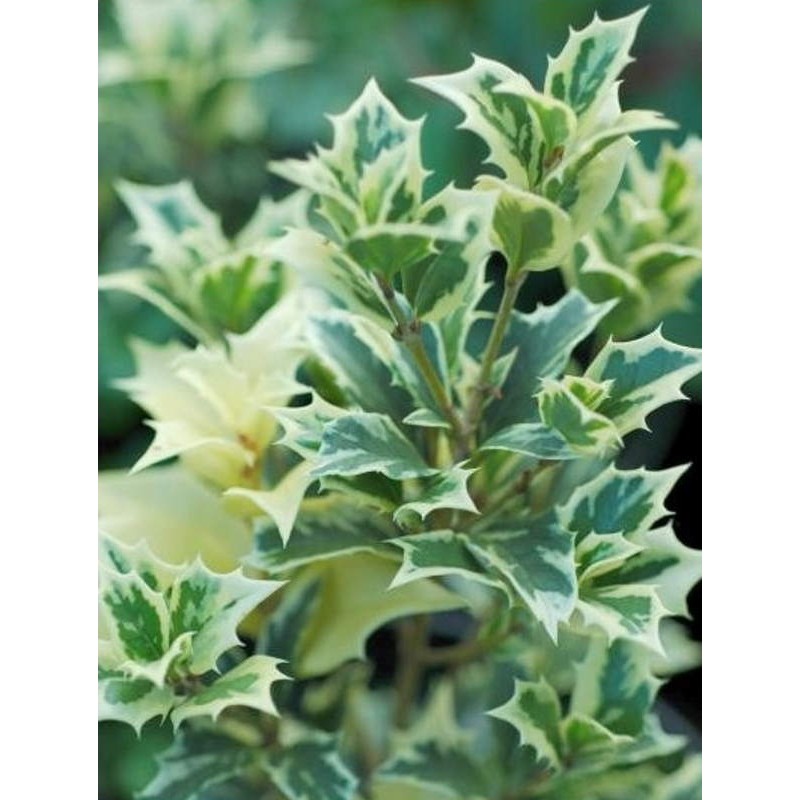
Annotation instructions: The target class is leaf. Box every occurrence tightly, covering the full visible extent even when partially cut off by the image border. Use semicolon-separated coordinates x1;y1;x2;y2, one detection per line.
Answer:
379;740;489;800
588;524;701;618
138;729;256;800
486;289;614;432
306;312;414;423
481;422;576;461
270;393;349;459
488;678;563;769
169;562;285;675
570;637;660;737
98;674;175;735
477;176;573;272
99;531;183;593
100;567;171;667
171;655;287;727
411;186;495;323
536;376;621;457
586;328;702;436
545;9;647;119
293;553;465;677
263;733;359;800
224;461;316;545
413;55;537;188
248;497;393;573
576;583;667;653
653;755;702;800
388;530;502;593
99;465;252;572
467;513;577;640
394;467;478;524
559;714;631;764
311;412;436;481
558;463;687;543
117;180;227;270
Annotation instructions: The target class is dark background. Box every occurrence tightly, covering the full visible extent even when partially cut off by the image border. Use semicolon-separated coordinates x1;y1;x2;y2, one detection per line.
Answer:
99;1;700;795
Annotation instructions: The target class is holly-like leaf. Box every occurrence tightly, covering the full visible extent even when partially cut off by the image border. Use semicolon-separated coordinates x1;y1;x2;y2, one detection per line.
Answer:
138;729;257;800
291;553;464;677
586;328;701;436
169;562;285;675
99;465;252;572
570;637;660;737
413;55;537;188
171;655;287;727
306;312;414;423
117;180;227;271
388;530;503;593
224;461;316;545
589;524;701;618
248;497;393;574
488;677;563;769
536;376;621;457
478;175;573;272
394;467;478;524
545;9;647;120
481;422;576;461
98;673;175;735
311;412;436;481
558;464;687;543
262;733;359;800
467;513;577;640
486;289;614;432
378;740;489;800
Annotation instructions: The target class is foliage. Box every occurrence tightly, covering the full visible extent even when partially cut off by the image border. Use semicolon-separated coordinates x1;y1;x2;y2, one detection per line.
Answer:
99;8;701;799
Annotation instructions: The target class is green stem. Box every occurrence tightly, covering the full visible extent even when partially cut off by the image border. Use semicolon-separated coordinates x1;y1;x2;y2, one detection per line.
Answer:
377;277;465;446
393;615;429;728
462;269;526;451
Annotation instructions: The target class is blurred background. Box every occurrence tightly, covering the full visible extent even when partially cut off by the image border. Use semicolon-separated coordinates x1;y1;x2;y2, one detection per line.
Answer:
98;1;700;796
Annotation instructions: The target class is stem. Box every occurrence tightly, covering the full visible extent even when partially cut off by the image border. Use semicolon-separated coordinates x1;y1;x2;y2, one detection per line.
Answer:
462;270;526;449
377;277;465;445
393;615;429;728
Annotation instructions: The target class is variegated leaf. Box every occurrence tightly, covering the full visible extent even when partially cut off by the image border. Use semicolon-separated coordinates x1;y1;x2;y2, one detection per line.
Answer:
98;673;175;735
467;513;577;640
311;412;436;481
307;312;415;423
570;637;660;736
394;467;478;524
481;422;576;461
558;463;687;543
171;655;287;727
262;733;359;800
588;524;701;618
545;9;647;120
536;376;621;456
488;677;563;769
378;740;489;800
388;530;501;592
586;328;702;436
169;562;285;675
117;180;227;271
138;728;257;800
248;497;393;573
486;288;614;432
413;56;536;188
477;176;573;272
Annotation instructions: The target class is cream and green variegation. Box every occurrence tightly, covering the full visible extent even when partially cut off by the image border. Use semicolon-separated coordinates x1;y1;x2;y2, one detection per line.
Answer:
99;10;701;797
99;532;284;731
415;10;674;275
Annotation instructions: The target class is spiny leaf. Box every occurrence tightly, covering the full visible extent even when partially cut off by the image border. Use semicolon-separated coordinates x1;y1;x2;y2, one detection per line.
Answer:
488;677;563;768
171;655;287;727
586;328;701;436
98;674;175;735
467;513;577;640
311;412;436;481
393;467;478;524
